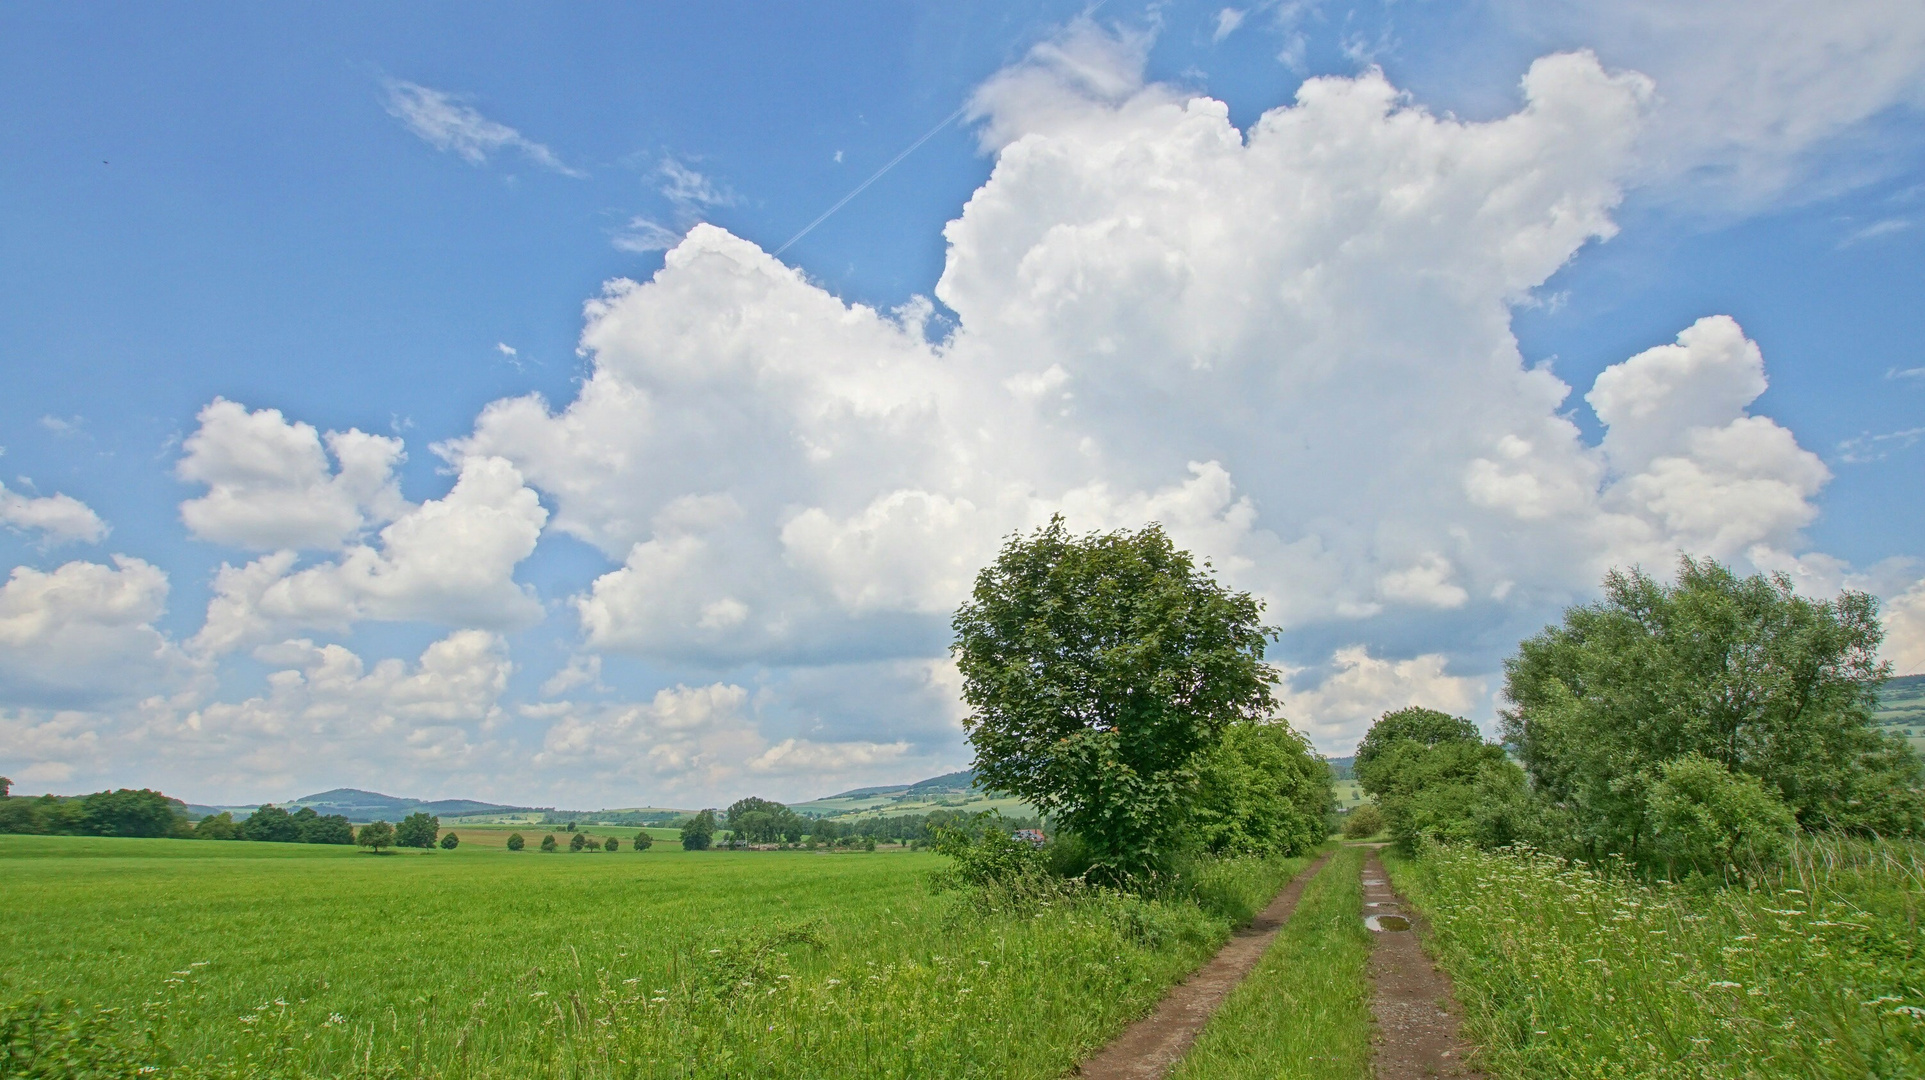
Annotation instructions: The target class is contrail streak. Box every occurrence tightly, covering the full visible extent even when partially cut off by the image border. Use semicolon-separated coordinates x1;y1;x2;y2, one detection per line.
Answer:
773;103;970;257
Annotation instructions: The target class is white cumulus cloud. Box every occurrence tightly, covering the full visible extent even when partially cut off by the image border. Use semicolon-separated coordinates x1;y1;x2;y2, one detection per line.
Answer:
191;454;547;655
177;399;407;551
0;482;106;546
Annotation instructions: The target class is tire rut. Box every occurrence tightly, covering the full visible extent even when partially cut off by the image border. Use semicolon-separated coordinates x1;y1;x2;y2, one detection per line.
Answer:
1073;850;1333;1080
1362;850;1482;1079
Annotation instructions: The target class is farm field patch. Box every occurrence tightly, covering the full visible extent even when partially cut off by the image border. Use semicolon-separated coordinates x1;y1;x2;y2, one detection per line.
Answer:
0;834;1284;1078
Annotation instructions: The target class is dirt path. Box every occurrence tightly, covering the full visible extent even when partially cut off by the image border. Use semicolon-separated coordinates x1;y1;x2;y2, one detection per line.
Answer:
1362;851;1482;1079
1075;851;1333;1080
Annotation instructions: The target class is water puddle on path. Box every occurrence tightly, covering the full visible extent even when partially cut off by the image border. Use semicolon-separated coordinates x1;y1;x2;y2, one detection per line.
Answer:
1362;852;1483;1079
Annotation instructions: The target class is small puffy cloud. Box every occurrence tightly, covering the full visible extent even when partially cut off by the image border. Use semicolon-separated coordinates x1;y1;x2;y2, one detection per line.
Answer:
382;79;583;177
0;556;186;708
191;455;547;655
0;482;106;546
1280;646;1487;752
177;399;407;550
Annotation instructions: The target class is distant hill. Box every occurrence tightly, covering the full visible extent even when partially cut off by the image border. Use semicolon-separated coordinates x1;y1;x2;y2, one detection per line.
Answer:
821;770;978;802
283;788;550;823
1326;756;1355;780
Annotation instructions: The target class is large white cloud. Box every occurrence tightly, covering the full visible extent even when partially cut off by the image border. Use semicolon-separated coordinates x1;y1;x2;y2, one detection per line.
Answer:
450;32;1840;735
191;454;547;655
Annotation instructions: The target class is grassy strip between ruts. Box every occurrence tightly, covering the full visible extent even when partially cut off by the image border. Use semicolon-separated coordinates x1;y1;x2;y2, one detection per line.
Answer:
1383;838;1925;1079
0;834;1309;1079
1169;845;1372;1080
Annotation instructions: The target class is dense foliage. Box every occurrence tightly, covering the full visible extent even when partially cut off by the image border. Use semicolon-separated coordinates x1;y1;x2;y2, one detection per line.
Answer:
394;811;441;849
725;797;806;845
952;518;1282;876
0;787;188;838
1185;720;1330;857
355;820;394;853
1354;707;1528;855
680;809;717;851
1504;558;1922;871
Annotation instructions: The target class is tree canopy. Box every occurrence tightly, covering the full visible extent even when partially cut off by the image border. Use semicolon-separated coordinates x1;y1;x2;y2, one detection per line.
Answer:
394;812;440;849
356;820;395;853
725;797;805;844
680;809;717;851
1504;557;1921;861
952;517;1279;875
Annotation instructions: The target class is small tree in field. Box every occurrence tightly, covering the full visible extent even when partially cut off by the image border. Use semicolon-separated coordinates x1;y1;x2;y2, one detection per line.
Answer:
681;810;716;851
357;820;395;854
506;832;525;851
952;517;1276;878
570;832;588;852
395;812;440;850
603;835;619;851
633;831;653;851
540;834;558;852
440;832;459;849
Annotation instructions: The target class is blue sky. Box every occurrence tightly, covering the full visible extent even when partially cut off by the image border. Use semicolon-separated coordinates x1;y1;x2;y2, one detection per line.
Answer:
3;2;1923;807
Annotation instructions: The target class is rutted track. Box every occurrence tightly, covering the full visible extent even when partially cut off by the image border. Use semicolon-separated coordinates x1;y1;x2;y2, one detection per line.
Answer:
1362;851;1483;1079
1075;851;1334;1080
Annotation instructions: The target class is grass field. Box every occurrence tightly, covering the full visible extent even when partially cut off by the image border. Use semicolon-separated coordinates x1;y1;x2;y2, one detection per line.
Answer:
1386;838;1925;1078
0;834;1303;1078
433;824;683;849
1171;846;1372;1080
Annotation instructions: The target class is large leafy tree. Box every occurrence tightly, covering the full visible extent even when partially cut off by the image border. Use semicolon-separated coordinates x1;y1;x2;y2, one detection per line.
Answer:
241;805;303;843
726;797;805;844
680;809;717;851
1504;557;1921;861
394;812;440;849
79;789;189;837
952;517;1277;875
356;820;395;854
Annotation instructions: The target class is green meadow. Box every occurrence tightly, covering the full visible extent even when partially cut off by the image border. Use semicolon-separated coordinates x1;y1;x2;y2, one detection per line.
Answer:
0;834;1301;1078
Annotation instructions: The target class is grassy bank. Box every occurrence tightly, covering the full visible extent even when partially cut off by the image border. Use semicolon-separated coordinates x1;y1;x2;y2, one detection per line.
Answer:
1171;846;1371;1080
0;834;1301;1078
1385;838;1925;1079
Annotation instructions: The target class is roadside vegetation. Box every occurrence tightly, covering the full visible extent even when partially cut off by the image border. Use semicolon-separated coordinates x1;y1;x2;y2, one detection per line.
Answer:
1388;837;1924;1078
1355;556;1924;1078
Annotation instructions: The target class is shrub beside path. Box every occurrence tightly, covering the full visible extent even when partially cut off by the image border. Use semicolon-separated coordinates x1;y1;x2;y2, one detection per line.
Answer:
1076;851;1333;1080
1363;850;1483;1079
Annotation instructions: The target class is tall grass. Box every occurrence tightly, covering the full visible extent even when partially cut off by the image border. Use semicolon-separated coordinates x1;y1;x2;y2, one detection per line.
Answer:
0;834;1308;1078
1386;837;1925;1079
1170;847;1372;1080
